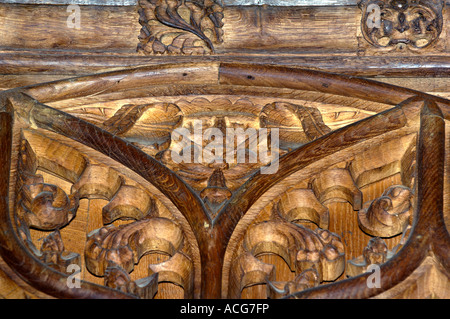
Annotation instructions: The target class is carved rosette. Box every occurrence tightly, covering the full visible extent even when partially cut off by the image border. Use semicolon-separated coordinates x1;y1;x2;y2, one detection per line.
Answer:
358;0;445;51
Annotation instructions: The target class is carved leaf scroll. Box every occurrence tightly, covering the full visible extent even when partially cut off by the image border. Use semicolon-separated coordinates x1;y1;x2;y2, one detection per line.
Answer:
260;102;332;151
138;0;224;55
85;216;184;276
229;202;345;298
358;185;413;237
85;213;194;298
15;138;79;231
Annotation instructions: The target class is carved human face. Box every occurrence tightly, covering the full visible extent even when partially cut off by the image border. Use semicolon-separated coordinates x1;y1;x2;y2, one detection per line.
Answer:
360;0;444;49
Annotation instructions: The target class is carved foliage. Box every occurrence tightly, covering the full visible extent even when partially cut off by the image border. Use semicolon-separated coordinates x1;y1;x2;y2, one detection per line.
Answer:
15;139;79;231
346;237;388;277
101;102;182;156
104;265;159;299
229;203;345;298
85;215;184;275
138;0;224;55
260;102;332;151
85;205;194;298
311;167;363;211
16;132;195;299
349;134;417;188
358;185;413;237
14;138;81;273
359;0;445;50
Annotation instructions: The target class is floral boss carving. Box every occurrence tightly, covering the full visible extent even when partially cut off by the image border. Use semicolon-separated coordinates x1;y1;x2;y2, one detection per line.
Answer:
358;0;445;50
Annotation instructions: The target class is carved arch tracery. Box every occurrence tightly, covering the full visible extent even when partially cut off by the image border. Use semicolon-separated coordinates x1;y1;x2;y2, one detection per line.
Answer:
0;62;449;299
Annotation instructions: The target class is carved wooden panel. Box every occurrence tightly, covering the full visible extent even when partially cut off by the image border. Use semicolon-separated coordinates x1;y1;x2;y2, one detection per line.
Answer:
0;61;448;300
0;0;448;301
358;0;446;53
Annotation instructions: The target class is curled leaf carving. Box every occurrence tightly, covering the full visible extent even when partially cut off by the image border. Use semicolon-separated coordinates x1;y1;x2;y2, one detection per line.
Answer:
85;217;184;276
229;203;345;298
358;185;413;237
138;0;224;55
102;185;158;224
18;183;79;231
260;102;331;150
311;168;363;210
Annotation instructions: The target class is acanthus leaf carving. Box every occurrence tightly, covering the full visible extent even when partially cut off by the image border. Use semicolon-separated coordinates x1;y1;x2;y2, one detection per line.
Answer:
104;265;159;299
16;138;79;231
358;185;413;237
138;0;224;55
229;202;345;298
85;216;184;276
260;102;332;151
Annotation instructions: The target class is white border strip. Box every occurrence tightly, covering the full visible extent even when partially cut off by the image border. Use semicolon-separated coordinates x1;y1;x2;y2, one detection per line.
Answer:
0;0;358;6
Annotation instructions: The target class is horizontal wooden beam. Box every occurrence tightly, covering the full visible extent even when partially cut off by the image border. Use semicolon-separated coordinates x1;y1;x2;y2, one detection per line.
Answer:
0;2;448;79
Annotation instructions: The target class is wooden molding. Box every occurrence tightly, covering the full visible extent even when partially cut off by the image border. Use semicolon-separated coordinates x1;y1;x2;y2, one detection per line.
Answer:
0;2;449;81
